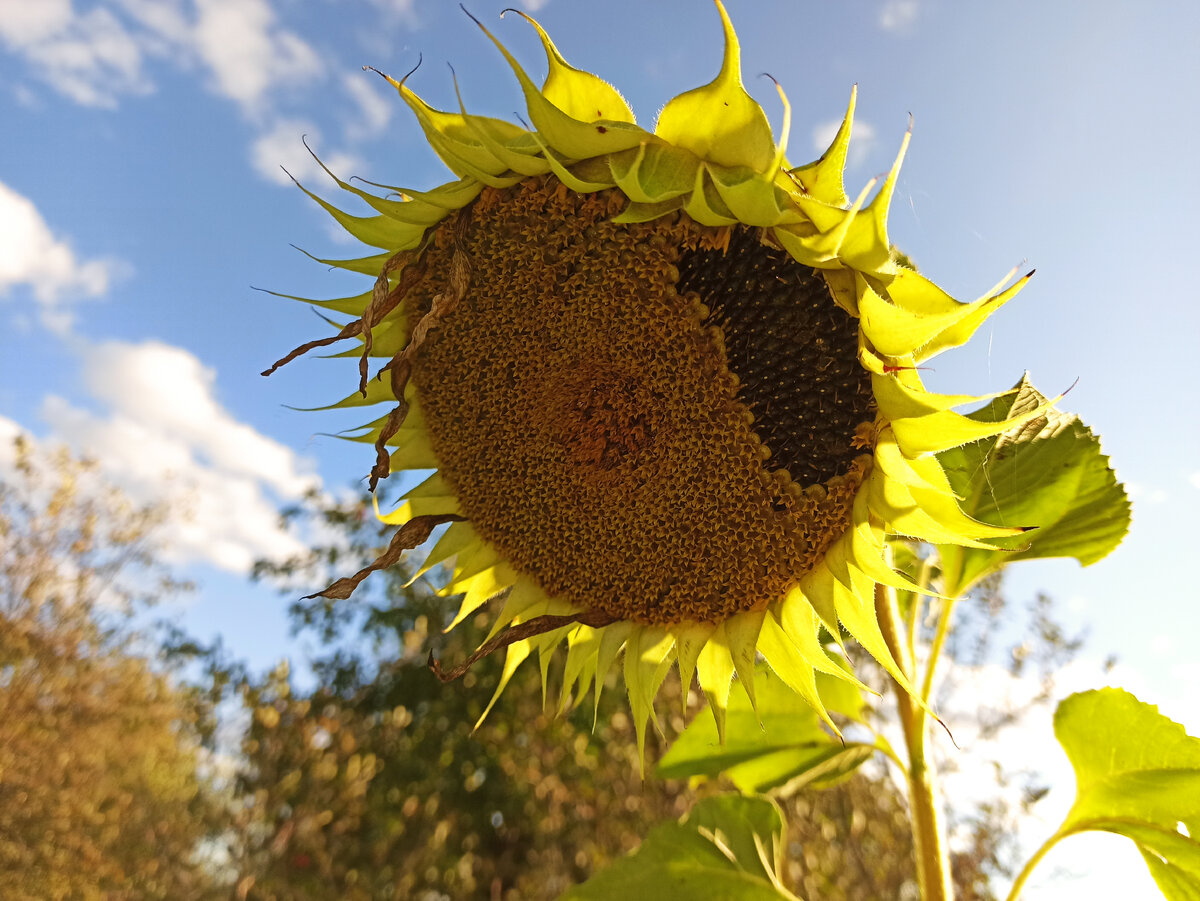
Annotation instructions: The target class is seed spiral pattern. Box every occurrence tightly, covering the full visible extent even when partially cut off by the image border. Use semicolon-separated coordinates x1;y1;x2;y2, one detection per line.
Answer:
678;227;875;487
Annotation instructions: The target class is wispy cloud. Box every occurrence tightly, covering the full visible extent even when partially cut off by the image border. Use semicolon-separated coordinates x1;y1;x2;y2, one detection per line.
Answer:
0;1;375;189
364;0;418;26
879;0;920;33
342;72;394;142
0;0;74;45
1173;659;1200;688
0;0;322;114
1126;480;1167;504
191;0;322;116
113;0;193;48
250;120;363;188
1190;472;1200;490
0;180;123;332
0;2;151;107
24;339;320;574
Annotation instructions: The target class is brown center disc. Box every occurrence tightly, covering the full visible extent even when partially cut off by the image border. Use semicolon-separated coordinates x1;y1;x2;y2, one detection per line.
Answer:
407;176;874;624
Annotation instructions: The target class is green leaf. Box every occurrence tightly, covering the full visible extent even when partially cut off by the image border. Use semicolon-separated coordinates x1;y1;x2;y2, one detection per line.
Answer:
657;666;873;795
935;374;1129;596
1040;689;1200;899
1057;690;1200;827
723;743;877;796
559;794;799;900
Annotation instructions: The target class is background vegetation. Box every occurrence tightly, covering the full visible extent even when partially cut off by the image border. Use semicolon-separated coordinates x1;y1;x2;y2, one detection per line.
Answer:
0;439;1088;899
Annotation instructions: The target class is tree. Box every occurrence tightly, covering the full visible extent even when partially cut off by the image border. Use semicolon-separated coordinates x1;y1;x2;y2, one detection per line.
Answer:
0;437;223;900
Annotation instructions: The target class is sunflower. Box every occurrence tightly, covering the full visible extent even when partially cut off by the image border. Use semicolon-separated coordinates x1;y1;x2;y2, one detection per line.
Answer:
266;2;1052;757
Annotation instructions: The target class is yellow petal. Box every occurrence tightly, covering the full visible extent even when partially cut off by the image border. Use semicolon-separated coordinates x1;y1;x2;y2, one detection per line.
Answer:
756;610;840;737
696;623;736;743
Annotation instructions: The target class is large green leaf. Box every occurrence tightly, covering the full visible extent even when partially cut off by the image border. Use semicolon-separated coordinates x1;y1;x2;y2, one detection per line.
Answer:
657;666;874;795
1030;689;1200;899
935;374;1129;596
559;794;799;901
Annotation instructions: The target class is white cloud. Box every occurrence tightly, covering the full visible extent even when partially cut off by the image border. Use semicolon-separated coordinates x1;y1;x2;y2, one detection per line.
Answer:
250;120;363;187
192;0;322;115
26;339;320;574
0;0;321;116
0;414;22;457
1065;593;1089;614
0;3;150;108
1172;660;1200;687
1190;471;1200;490
811;118;877;171
0;1;383;200
1126;480;1167;503
364;0;417;25
879;0;920;32
342;73;393;141
0;179;120;331
1151;633;1173;655
82;340;313;496
113;0;192;48
0;0;74;45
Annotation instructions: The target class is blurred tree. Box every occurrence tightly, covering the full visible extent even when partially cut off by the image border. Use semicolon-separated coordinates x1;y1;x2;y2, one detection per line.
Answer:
0;437;224;900
229;488;698;900
229;490;1080;901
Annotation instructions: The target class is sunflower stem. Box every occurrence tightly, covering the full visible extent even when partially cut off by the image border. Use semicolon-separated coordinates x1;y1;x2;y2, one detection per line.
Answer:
877;576;955;901
906;553;935;671
1004;829;1068;901
920;593;956;705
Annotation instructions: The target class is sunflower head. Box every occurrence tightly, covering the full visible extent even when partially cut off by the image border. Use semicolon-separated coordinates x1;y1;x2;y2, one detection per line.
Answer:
267;1;1052;759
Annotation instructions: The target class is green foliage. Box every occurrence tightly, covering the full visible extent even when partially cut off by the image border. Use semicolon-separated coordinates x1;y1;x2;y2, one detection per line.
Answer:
559;795;798;901
1037;689;1200;899
936;375;1130;596
231;637;704;900
658;666;874;795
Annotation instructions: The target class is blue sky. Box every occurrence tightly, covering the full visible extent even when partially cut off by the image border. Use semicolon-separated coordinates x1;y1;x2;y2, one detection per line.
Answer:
2;1;1198;896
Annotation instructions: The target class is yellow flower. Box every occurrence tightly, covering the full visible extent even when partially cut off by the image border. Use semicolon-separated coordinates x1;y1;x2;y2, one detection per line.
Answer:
267;2;1052;756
